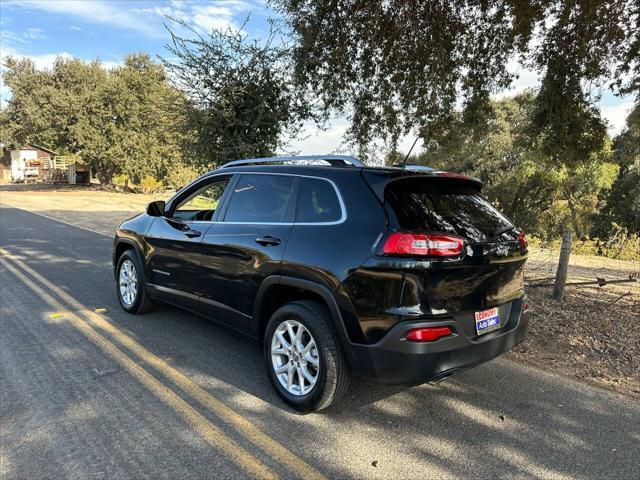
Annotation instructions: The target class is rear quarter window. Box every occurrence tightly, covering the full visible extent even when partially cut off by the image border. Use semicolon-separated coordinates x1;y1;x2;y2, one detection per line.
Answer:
296;177;343;223
385;178;513;243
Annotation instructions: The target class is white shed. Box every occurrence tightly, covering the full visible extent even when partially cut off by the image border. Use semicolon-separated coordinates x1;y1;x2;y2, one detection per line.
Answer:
10;149;38;182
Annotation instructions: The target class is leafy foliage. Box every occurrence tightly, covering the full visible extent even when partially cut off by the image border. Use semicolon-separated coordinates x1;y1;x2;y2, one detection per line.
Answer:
138;176;164;194
1;54;187;184
161;20;313;169
398;92;619;239
275;0;639;156
165;161;201;190
595;100;640;234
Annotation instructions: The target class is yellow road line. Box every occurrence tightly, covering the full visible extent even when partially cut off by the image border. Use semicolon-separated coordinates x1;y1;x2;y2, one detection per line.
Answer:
0;247;325;480
0;255;278;480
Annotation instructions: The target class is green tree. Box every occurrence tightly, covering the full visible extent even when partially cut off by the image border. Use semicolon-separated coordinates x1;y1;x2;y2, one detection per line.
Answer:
274;0;638;156
111;54;190;182
2;54;188;184
596;100;640;234
1;56;59;148
162;20;312;169
402;91;618;238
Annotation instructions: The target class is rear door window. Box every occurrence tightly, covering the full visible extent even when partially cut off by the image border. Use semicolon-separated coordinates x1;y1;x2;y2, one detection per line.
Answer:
296;177;343;223
385;178;513;243
223;174;295;223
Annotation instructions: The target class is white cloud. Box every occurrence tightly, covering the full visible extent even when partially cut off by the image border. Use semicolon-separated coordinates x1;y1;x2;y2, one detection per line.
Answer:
191;15;233;32
69;25;83;31
286;120;349;155
285;119;422;163
1;47;72;70
1;29;28;47
24;52;73;69
4;0;162;36
24;27;45;39
155;1;257;34
100;59;121;70
4;1;264;42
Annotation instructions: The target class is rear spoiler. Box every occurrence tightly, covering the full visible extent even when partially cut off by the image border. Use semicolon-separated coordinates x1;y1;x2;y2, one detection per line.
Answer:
360;169;483;203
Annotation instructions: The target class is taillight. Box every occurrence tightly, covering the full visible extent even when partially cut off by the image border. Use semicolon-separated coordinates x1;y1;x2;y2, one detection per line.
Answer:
406;326;452;342
383;233;464;257
518;230;528;250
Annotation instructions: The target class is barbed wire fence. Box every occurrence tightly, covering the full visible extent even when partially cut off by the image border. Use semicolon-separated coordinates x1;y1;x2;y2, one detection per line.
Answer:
525;234;640;312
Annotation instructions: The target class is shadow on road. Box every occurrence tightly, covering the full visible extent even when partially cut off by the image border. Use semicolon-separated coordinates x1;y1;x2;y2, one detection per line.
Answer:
2;206;639;479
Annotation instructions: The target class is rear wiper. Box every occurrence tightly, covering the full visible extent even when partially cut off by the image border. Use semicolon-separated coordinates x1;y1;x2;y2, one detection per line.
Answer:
491;225;516;238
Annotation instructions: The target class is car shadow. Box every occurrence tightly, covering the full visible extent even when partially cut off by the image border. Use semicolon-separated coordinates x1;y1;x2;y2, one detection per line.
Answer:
2;205;639;479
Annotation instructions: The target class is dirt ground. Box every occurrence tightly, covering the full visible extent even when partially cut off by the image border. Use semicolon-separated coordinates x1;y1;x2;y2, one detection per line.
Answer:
0;185;169;235
1;185;639;398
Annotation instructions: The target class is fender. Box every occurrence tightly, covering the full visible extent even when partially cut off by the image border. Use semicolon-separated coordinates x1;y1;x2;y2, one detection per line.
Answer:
112;237;144;273
252;275;354;354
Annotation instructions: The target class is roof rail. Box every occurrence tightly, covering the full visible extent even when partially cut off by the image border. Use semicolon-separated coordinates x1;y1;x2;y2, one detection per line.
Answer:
220;155;364;169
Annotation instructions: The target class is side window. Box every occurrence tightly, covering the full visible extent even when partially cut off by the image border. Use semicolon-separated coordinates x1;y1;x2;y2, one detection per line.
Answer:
173;178;230;220
224;174;295;223
296;178;342;223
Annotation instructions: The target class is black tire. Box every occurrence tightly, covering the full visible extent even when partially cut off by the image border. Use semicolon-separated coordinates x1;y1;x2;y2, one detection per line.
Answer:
115;249;155;314
264;300;350;412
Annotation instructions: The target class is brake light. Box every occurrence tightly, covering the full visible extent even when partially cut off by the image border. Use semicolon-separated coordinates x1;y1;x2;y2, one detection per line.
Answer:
383;233;464;257
406;326;452;342
435;171;471;180
518;230;528;249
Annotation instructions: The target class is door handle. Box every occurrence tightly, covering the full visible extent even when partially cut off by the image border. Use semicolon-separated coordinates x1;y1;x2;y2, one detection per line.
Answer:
255;236;281;246
184;230;202;238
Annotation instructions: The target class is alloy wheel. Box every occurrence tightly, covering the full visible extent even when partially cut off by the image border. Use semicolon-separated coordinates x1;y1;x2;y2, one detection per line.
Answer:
119;259;138;306
271;320;320;396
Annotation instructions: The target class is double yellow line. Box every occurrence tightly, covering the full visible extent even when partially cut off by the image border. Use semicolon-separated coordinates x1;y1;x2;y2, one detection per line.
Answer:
0;247;325;480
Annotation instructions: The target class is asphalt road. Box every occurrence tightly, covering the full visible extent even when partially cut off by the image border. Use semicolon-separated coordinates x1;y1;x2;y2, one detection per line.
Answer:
1;205;639;480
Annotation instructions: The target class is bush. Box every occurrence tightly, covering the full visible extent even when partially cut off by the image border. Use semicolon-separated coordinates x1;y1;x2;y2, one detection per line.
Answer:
528;227;640;261
138;176;164;194
112;174;129;188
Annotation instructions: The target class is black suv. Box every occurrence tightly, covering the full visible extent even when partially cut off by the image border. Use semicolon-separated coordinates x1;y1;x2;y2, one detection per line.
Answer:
113;155;530;411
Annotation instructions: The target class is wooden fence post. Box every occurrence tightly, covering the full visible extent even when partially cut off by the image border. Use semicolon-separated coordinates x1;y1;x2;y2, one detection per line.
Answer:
553;231;573;302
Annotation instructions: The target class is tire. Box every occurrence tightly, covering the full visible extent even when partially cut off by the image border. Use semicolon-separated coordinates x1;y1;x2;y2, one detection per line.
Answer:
264;300;350;412
115;249;155;314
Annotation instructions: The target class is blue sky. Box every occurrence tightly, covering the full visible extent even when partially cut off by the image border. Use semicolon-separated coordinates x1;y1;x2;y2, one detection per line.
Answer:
0;0;272;67
0;0;635;155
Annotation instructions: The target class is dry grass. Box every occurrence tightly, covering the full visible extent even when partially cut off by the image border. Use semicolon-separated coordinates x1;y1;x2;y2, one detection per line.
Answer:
2;185;639;398
508;285;640;399
517;247;639;398
0;185;171;235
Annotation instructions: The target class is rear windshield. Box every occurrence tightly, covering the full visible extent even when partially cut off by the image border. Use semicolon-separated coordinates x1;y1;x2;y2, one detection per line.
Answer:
385;178;513;243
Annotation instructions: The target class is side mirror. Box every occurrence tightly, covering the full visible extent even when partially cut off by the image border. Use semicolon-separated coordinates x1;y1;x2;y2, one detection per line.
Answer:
146;200;166;217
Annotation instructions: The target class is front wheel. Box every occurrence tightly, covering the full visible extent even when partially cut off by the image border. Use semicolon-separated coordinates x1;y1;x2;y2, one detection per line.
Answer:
264;301;350;412
115;249;155;314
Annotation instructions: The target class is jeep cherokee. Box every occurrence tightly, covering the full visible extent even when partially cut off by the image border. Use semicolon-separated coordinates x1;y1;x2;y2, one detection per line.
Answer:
113;155;530;411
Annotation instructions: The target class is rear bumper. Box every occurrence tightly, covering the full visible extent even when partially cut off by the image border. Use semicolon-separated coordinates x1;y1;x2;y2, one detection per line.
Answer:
347;298;530;385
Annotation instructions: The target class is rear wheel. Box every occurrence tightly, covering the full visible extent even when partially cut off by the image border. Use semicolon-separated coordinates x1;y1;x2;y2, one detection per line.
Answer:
264;300;350;412
116;249;155;314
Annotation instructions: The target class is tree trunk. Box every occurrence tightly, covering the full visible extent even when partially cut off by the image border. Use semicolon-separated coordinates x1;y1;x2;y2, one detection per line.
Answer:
565;194;582;239
553;231;572;302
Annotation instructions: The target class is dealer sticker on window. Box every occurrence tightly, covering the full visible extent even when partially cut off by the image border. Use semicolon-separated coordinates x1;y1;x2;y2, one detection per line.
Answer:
475;307;501;335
